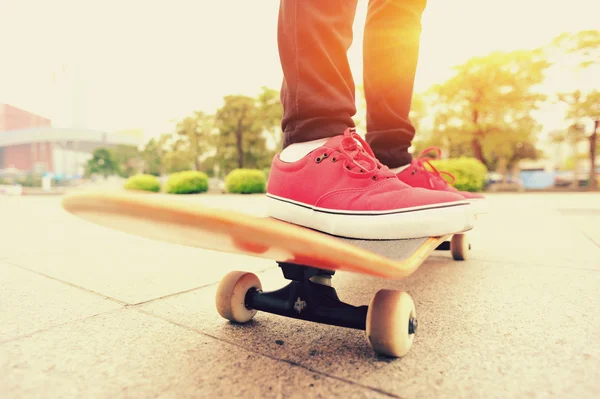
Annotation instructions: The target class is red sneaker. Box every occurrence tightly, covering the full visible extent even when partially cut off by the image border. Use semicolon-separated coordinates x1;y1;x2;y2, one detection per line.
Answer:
396;147;486;213
266;128;474;239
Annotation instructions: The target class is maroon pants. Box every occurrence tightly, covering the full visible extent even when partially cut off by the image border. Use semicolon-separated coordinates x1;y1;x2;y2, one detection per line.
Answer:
278;0;427;168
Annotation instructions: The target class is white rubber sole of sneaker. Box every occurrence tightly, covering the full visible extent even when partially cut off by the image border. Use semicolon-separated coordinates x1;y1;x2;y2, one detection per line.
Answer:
266;194;475;240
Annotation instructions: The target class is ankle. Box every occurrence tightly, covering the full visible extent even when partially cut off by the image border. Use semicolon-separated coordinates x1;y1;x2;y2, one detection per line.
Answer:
280;138;330;162
389;164;410;174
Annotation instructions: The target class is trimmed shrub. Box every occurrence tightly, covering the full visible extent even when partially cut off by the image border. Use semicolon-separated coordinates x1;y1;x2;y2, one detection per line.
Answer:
225;169;267;194
430;157;488;192
124;174;160;192
165;171;209;194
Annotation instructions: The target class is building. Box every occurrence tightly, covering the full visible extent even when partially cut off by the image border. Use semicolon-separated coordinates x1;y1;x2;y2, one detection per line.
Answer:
0;104;143;178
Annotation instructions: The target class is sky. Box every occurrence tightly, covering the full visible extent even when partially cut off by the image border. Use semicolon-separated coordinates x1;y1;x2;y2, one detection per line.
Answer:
0;0;598;141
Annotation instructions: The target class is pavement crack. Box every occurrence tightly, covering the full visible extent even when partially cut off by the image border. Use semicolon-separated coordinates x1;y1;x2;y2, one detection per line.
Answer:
0;308;121;345
129;265;277;306
577;229;600;248
136;308;403;399
2;261;127;305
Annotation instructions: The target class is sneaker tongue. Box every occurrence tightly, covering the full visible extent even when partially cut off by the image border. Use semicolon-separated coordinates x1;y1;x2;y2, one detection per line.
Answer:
323;135;345;148
328;134;374;171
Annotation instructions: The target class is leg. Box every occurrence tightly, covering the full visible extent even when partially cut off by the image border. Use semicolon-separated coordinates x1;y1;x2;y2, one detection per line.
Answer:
278;0;359;149
363;0;428;168
267;0;472;240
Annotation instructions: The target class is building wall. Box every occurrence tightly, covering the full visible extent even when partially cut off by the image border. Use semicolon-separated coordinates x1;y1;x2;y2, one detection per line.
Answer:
0;105;53;170
0;104;51;132
52;146;91;177
2;143;54;172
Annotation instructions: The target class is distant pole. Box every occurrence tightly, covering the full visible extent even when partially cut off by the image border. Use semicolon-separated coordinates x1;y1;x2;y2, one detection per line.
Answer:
590;120;598;191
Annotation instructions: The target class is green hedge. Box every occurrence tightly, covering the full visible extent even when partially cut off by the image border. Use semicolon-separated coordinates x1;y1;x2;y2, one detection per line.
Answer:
430;157;488;192
165;171;209;194
124;174;160;192
225;169;266;194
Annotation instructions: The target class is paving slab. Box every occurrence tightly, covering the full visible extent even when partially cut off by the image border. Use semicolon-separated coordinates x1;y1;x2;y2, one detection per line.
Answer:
2;196;274;304
140;257;600;398
465;198;600;269
0;262;121;343
7;247;274;305
2;192;600;398
0;308;389;398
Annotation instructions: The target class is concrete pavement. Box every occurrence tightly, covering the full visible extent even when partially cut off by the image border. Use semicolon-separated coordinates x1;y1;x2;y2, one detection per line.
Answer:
1;192;599;398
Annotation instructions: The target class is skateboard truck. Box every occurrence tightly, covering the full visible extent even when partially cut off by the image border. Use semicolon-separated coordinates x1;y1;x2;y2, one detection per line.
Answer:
243;262;369;330
216;262;418;358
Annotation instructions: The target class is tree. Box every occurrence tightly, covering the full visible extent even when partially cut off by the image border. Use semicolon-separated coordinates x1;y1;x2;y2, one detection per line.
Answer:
551;30;600;69
85;148;118;178
257;86;284;151
174;111;215;171
141;134;173;176
557;90;600;189
551;30;600;190
109;145;141;178
215;94;273;172
163;150;195;173
427;49;550;171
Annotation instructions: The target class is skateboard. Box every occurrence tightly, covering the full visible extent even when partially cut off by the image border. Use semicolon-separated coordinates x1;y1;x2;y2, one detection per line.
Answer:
61;191;473;357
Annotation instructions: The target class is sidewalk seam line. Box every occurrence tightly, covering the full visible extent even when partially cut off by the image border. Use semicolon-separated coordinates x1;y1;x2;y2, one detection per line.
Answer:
2;261;127;305
0;308;123;345
136;308;403;399
130;266;276;306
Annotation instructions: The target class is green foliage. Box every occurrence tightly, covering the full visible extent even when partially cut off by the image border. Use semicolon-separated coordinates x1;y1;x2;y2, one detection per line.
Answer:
225;169;267;194
142;135;170;176
85;148;119;177
165;171;209;194
214;90;281;174
174;111;215;171
422;49;550;170
257;86;284;151
18;175;43;187
430;157;488;192
163;150;195;174
551;30;600;69
110;145;141;178
124;174;161;192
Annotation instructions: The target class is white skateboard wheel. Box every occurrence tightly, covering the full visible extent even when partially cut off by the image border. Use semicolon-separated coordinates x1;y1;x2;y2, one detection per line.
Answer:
366;290;416;357
216;271;262;323
450;233;469;261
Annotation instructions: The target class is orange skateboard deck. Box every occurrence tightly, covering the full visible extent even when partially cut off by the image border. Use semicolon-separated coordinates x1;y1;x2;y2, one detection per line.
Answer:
61;190;472;358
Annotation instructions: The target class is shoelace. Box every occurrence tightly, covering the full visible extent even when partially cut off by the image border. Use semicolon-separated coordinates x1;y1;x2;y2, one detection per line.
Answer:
316;128;394;180
413;147;456;188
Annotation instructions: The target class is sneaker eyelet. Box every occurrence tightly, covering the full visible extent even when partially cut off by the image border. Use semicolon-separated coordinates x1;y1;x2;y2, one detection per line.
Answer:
316;157;321;163
346;166;350;170
332;157;337;162
322;153;328;158
372;176;377;181
360;169;364;173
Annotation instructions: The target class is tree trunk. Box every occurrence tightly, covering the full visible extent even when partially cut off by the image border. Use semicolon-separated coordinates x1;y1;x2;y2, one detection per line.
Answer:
590;120;598;191
498;157;507;183
471;138;484;165
470;107;485;166
236;131;243;168
571;142;580;189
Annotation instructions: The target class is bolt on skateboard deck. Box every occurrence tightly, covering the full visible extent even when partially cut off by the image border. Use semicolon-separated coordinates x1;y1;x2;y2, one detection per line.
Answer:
61;191;473;357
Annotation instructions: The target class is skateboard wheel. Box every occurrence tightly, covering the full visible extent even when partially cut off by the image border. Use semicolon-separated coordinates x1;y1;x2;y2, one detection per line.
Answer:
450;233;469;261
366;290;416;357
216;271;262;323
